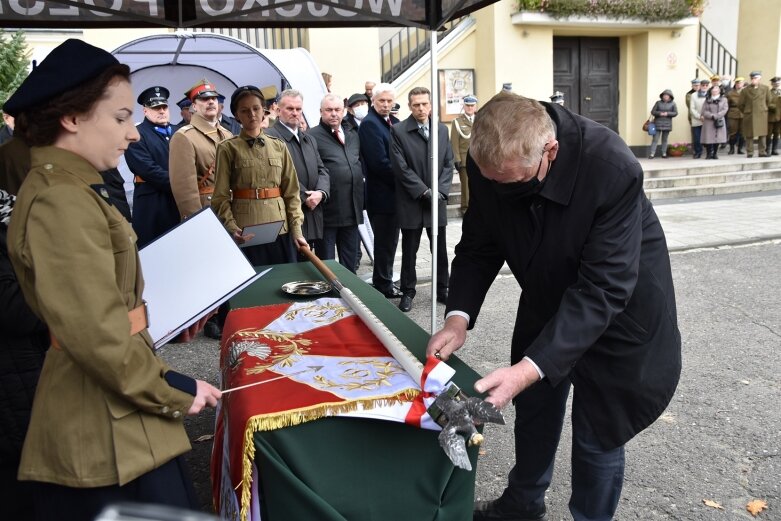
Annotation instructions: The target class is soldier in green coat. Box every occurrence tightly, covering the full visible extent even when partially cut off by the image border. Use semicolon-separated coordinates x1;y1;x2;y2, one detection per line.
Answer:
450;95;477;216
738;71;774;157
726;77;745;154
767;76;781;155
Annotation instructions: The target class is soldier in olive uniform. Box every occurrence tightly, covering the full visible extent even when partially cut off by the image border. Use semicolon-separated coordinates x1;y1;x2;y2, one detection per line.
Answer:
212;85;306;266
726;77;745;154
169;78;233;219
738;71;774;157
450;94;477;216
767;76;781;155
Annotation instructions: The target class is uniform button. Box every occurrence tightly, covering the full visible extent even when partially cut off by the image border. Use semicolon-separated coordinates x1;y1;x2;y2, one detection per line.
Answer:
44;164;53;170
172;410;182;418
162;406;170;414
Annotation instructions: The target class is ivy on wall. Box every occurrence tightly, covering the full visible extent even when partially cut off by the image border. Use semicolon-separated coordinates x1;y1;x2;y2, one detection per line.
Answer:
517;0;707;23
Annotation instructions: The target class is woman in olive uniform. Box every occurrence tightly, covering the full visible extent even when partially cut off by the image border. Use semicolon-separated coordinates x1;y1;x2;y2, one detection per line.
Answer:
212;85;307;265
3;39;221;520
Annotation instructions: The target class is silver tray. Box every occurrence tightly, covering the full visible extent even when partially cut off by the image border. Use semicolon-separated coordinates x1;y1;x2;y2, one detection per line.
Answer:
281;280;332;296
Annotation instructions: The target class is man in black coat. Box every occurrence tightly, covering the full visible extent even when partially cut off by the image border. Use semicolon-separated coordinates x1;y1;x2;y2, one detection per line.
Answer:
124;86;180;248
390;86;453;312
308;93;364;273
358;83;402;298
428;92;681;521
266;89;330;255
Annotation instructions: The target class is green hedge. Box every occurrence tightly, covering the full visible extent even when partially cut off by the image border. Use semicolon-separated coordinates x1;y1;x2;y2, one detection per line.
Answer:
517;0;707;23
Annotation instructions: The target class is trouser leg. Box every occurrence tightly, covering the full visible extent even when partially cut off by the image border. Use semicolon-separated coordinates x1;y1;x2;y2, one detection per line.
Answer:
335;226;360;274
367;211;400;293
423;225;449;295
660;131;670;155
569;396;626;521
648;131;660;157
497;380;570;514
759;135;768;155
458;167;469;211
399;227;422;297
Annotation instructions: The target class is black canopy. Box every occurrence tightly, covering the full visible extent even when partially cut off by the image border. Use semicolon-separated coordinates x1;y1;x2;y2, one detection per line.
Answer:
1;0;497;30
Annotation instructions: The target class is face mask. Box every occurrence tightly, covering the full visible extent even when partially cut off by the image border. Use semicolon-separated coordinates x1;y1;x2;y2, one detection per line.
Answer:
711;94;720;100
490;152;549;201
353;105;369;120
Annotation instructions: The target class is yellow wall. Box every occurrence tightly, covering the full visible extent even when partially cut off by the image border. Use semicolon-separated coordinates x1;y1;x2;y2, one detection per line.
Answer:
307;28;381;102
737;0;781;78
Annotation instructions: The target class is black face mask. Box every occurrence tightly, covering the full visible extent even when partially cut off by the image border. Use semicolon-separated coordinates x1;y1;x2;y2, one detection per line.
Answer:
490;152;550;201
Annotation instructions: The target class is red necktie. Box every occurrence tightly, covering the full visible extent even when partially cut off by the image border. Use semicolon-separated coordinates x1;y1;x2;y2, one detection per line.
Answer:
332;128;344;145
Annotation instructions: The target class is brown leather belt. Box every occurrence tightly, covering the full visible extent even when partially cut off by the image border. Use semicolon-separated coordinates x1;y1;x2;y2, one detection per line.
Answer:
199;186;215;195
50;302;149;350
231;187;281;200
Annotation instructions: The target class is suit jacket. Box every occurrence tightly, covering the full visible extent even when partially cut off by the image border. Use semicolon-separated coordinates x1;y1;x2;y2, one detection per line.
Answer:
449;103;681;450
169;113;232;219
738;83;773;136
220;114;242;136
8;147;195;487
265;121;330;241
124;119;179;247
390;116;454;229
359;106;399;214
308;121;364;228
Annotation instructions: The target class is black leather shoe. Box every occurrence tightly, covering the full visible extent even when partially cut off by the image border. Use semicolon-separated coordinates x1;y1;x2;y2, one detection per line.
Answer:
473;500;547;521
204;321;222;340
381;286;403;299
398;295;413;312
436;290;448;304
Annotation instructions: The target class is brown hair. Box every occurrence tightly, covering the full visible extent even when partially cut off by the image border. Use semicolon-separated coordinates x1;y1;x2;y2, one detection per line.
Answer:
15;64;131;147
470;91;555;169
408;86;431;103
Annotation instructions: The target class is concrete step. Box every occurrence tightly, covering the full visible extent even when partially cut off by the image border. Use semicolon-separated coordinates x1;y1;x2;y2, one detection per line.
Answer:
645;178;781;200
644;168;781;189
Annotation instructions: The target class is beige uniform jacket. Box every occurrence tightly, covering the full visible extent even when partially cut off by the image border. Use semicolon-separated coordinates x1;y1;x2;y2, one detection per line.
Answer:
8;147;194;487
738;84;774;137
768;88;781;124
211;132;304;240
449;114;473;167
169;112;232;219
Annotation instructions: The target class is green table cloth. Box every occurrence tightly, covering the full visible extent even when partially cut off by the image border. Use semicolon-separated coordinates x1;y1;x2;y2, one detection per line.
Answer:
227;261;483;521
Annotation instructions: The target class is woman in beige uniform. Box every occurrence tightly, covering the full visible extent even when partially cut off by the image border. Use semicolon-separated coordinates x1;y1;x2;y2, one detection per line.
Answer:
212;85;307;265
3;39;221;520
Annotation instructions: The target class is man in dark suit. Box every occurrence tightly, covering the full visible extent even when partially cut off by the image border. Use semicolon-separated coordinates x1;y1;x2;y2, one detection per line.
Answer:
172;97;192;131
124;86;180;248
428;92;681;521
358;83;402;298
266;89;330;255
390;86;453;312
217;94;242;135
308;93;364;273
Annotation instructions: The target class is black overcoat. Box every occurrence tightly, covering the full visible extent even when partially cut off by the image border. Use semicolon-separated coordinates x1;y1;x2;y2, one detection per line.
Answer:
358;106;399;215
390;116;454;229
266;121;330;241
124;119;180;247
448;103;681;449
308;121;364;228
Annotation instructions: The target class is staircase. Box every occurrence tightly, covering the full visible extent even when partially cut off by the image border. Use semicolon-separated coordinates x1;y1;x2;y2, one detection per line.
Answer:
442;157;781;218
698;23;738;78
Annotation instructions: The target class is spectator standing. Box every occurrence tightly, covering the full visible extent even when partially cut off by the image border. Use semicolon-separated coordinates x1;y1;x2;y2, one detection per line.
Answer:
450;94;477;215
0;113;14;145
358;83;402;299
343;93;369;132
701;84;729;160
689;79;708;158
727;77;745;155
124;86;180;247
173;97;192;130
390;86;454;313
739;71;773;157
309;94;365;272
648;89;678;159
427;92;681;521
217;94;242;135
364;80;376;99
265;89;330;256
767;76;781;155
211;85;305;266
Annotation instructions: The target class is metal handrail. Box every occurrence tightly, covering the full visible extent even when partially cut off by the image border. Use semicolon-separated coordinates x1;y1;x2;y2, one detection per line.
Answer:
192;27;306;50
698;24;738;77
380;17;466;84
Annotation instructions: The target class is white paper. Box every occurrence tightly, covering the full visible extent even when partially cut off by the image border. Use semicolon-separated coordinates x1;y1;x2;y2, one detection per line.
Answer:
139;208;271;348
239;220;284;248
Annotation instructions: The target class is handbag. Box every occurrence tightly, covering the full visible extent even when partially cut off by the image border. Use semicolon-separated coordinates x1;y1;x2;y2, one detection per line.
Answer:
647;121;657;136
714;117;724;128
642;118;651;132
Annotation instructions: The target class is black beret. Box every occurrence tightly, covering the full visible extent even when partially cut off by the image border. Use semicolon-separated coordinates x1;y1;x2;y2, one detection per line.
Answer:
176;97;192;109
347;93;369;107
230;85;264;116
137;86;169;108
3;39;119;117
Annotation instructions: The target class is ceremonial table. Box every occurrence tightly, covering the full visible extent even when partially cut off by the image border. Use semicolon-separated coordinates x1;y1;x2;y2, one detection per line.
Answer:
224;260;483;521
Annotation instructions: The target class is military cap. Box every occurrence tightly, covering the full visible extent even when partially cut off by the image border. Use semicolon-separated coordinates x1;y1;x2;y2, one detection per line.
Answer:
691;79;701;85
176;97;192;109
700;79;711;85
749;71;762;78
217;94;226;104
185;78;219;101
734;76;745;83
347;93;369;107
502;82;513;91
229;85;265;115
260;85;279;102
463;94;478;105
710;74;720;82
390;103;400;115
137;86;169;108
549;91;564;102
771;76;781;84
3;39;119;117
